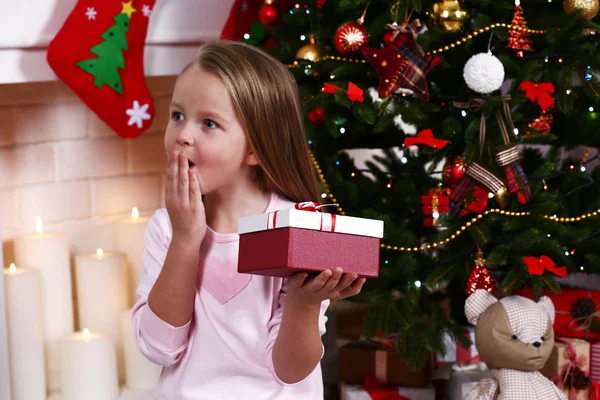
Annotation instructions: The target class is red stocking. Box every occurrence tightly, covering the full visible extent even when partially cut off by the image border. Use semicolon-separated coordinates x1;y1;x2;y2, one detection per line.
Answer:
47;0;156;139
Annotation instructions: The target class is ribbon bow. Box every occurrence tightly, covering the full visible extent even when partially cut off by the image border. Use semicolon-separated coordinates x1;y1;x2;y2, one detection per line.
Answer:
363;374;409;400
520;81;555;113
551;339;589;400
403;129;448;149
523;255;568;277
453;95;515;157
291;202;337;232
567;301;600;334
322;82;364;103
385;19;424;54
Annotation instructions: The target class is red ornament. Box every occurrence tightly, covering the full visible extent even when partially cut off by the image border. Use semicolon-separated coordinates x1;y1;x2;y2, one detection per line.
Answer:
334;21;369;55
528;112;553;136
383;30;396;46
507;4;534;56
466;250;496;294
259;4;278;25
308;106;324;124
442;157;466;188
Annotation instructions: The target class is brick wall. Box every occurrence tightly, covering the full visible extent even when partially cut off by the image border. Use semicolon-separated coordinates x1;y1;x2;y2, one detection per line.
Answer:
0;76;176;263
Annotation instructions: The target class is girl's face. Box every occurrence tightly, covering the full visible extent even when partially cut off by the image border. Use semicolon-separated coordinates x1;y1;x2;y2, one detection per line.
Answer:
165;68;258;194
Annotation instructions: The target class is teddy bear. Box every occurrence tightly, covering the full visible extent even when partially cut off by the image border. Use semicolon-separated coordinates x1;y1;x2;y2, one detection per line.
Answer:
463;289;568;400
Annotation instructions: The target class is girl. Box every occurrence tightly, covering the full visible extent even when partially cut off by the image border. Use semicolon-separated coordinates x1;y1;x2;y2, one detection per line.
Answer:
131;40;366;399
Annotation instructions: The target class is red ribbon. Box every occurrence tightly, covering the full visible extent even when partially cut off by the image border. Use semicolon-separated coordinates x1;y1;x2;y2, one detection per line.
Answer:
268;201;337;232
403;129;448;149
322;82;364;103
520;81;555;113
363;374;410;400
551;339;589;400
590;381;600;400
523;255;568;277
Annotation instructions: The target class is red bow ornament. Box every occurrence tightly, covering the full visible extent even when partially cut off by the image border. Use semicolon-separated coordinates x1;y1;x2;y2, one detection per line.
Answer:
322;82;364;103
403;129;448;149
363;374;409;400
523;255;568;277
520;81;555;113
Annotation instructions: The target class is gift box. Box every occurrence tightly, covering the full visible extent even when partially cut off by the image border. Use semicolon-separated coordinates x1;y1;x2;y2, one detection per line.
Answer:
338;342;432;387
515;287;600;340
540;338;590;400
445;368;490;400
421;188;451;227
340;381;436;400
592;341;600;383
237;202;384;278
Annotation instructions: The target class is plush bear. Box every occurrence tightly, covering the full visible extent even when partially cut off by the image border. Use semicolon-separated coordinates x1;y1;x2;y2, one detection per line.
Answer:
463;289;568;400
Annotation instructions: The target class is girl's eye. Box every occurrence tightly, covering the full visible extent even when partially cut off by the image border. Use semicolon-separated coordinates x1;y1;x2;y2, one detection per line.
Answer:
203;119;219;129
171;111;184;121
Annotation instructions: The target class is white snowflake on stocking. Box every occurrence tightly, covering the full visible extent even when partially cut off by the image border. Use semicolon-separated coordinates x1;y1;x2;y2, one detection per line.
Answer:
85;7;97;20
142;4;153;17
126;101;151;129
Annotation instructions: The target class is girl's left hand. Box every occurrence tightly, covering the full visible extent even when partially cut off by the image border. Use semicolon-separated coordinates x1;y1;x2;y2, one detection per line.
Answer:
286;267;366;306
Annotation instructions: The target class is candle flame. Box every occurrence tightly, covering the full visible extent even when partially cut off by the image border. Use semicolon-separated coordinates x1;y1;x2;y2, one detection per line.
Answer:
36;216;44;234
96;248;104;258
131;207;139;220
9;263;16;273
83;328;90;339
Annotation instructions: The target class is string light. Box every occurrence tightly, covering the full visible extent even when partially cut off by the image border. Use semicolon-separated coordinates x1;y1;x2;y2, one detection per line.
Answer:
567;89;572;95
581;166;586;172
545;56;549;63
351;172;356;177
415;280;422;288
387;182;392;189
461;110;467;117
243;33;250;39
589;106;595;112
543;180;548;190
401;157;408;164
300;35;306;41
580;266;585;271
340;127;346;134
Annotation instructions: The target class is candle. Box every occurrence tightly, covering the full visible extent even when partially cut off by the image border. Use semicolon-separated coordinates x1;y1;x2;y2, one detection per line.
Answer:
13;216;73;391
113;207;149;305
75;248;128;383
3;263;45;400
59;328;119;400
121;308;162;389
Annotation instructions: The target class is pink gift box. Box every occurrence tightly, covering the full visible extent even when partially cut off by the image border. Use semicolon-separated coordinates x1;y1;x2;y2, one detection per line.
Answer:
237;204;383;278
592;341;600;383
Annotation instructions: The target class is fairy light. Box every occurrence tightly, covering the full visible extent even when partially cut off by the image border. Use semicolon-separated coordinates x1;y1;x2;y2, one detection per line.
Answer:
513;128;519;135
567;89;572;95
415;280;422;288
565;251;570;256
589;106;595;112
543;180;548;190
545;56;549;63
401;157;408;164
243;33;250;40
321;193;327;199
351;172;356;177
300;35;306;41
461;110;467;117
340;127;346;134
387;182;392;189
581;166;587;172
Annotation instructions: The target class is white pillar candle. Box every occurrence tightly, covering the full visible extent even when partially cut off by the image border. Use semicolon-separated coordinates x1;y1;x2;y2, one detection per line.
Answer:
113;207;149;306
13;217;73;391
75;249;128;383
59;329;119;400
3;263;46;400
121;308;162;389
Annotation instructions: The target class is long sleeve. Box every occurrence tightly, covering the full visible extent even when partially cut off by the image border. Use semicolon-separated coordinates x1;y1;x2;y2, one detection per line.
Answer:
131;209;192;367
264;279;329;386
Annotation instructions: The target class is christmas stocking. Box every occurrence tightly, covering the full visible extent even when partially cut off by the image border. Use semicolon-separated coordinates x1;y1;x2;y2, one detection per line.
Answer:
449;163;507;217
47;0;155;139
496;145;531;204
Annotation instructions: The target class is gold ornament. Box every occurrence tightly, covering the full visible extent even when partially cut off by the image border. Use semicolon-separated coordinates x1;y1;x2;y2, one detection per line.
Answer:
432;0;469;32
296;36;326;62
564;0;599;20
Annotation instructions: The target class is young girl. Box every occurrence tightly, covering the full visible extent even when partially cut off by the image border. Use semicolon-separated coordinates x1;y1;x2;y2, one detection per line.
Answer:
131;40;366;399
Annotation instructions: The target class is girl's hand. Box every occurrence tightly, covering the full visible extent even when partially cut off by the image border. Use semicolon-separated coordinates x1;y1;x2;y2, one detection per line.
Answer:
165;152;207;245
286;267;366;306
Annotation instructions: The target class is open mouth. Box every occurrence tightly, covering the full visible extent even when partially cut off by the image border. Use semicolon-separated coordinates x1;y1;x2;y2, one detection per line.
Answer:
188;160;195;168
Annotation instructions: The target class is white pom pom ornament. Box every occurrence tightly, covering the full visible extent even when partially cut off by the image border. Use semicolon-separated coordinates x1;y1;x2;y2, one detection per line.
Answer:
463;52;505;94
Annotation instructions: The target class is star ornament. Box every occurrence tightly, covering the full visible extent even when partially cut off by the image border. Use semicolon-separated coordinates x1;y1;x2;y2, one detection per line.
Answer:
121;1;136;18
362;46;407;99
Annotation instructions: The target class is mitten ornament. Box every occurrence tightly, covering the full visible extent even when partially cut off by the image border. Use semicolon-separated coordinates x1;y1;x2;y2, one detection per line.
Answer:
47;0;156;139
496;145;531;204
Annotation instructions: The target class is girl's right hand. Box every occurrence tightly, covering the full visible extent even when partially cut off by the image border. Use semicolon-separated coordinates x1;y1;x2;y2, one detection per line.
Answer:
165;152;207;246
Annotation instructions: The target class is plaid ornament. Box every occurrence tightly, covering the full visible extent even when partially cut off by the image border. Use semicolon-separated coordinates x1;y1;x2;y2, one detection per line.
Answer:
496;145;531;204
449;177;489;217
363;32;440;100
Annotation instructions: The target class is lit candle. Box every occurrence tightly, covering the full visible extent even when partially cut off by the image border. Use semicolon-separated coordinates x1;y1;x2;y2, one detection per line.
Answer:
59;328;119;400
113;207;150;306
121;308;162;389
3;263;45;400
13;216;73;391
75;248;128;383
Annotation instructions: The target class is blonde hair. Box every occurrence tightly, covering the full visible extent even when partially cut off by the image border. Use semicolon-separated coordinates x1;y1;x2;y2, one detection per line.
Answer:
181;40;321;205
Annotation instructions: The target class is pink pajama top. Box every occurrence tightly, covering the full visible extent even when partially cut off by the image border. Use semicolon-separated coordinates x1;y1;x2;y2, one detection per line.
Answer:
131;192;329;399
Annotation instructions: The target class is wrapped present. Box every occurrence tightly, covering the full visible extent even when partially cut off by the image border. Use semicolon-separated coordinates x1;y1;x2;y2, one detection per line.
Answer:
421;188;451;227
237;201;384;278
340;377;436;400
437;327;484;370
338;342;432;387
515;287;600;340
592;341;600;383
540;338;591;400
446;367;490;400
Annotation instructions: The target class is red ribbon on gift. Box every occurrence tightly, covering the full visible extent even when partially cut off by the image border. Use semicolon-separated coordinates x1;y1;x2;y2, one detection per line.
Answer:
267;201;337;232
590;381;600;400
520;81;555;113
322;82;364;103
551;339;589;400
363;374;410;400
403;129;448;149
523;255;568;277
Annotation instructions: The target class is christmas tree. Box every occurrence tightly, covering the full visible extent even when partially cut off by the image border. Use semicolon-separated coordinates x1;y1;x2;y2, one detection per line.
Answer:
235;0;600;368
76;8;132;95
